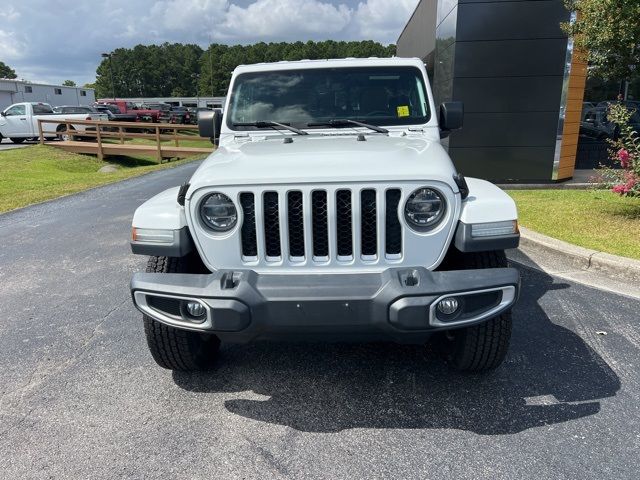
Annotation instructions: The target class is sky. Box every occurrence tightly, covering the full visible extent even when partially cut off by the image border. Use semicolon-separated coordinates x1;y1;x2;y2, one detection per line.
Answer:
0;0;419;87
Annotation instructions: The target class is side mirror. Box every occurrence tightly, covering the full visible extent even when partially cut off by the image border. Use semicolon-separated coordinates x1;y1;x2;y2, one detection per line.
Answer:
0;111;6;117
439;101;464;137
198;109;223;146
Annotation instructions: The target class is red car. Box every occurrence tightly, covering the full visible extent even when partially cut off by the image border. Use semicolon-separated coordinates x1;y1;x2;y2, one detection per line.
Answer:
96;99;161;122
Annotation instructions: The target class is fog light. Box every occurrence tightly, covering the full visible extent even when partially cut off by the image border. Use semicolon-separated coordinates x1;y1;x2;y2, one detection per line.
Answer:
185;301;206;319
437;297;460;315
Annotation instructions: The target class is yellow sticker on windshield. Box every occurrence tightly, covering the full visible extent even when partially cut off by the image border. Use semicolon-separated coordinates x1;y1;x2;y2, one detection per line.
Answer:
397;105;410;117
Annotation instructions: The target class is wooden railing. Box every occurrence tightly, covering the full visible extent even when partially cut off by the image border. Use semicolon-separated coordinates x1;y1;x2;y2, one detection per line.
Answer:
37;118;213;162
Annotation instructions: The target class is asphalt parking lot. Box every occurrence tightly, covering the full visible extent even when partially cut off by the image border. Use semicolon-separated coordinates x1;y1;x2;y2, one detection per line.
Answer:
0;162;638;479
0;138;34;151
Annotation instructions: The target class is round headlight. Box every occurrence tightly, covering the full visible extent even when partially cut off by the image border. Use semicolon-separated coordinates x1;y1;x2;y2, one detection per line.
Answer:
404;188;446;230
200;192;237;232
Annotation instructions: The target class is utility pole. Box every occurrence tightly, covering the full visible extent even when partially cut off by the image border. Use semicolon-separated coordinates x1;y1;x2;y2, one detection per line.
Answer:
192;73;200;107
209;33;214;98
101;52;116;100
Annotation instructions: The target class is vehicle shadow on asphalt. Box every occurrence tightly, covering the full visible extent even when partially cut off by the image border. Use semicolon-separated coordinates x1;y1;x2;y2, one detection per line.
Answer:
173;257;621;435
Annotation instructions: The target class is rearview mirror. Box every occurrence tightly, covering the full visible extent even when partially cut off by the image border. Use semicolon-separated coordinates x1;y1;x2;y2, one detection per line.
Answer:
439;102;464;137
198;109;223;146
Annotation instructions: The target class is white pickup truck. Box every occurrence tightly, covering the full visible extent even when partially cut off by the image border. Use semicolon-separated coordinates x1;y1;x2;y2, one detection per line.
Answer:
0;102;107;143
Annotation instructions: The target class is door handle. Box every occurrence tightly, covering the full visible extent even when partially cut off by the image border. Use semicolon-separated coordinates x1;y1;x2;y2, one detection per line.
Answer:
20;118;27;121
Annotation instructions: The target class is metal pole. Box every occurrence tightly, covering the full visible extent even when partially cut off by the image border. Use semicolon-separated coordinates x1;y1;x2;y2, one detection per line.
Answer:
192;73;200;108
102;52;116;100
109;56;115;100
208;34;214;97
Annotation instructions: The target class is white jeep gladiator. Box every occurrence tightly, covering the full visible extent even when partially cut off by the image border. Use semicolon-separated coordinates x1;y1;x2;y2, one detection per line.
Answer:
130;58;520;372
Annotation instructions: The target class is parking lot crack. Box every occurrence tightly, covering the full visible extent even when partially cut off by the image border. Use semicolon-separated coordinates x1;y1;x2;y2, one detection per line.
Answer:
0;297;128;438
244;436;291;478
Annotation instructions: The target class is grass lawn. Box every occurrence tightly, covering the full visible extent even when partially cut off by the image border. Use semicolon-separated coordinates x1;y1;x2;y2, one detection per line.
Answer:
0;145;205;213
508;189;640;260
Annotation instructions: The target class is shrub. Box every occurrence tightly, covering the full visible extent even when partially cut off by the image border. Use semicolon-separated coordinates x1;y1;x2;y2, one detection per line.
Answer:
600;103;640;197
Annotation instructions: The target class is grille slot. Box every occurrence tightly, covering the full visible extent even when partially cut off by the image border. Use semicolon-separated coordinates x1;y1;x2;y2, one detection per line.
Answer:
385;189;402;255
263;191;281;258
312;191;329;258
239;193;257;257
287;191;305;258
360;189;377;257
336;189;353;257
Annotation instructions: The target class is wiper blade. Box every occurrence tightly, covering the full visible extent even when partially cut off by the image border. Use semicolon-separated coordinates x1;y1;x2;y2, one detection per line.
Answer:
307;119;389;134
232;121;308;135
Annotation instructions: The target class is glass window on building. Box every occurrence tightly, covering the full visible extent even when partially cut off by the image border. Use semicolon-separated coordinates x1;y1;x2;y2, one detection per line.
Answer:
54;88;62;95
80;90;87;97
576;77;640;169
24;86;33;93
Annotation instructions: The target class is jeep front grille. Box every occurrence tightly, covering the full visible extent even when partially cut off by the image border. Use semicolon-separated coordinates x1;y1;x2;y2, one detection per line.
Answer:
190;182;458;273
238;187;403;264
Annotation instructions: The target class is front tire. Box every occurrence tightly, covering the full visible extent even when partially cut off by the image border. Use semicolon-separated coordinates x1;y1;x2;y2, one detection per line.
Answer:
447;312;512;372
143;256;220;371
439;249;513;372
9;137;25;144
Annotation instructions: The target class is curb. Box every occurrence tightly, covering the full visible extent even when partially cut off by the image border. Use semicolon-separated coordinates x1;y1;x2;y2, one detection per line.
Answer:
497;183;597;190
518;226;640;282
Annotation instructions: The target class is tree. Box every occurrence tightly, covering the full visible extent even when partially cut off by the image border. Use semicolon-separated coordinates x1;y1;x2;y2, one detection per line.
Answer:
563;0;640;82
93;43;204;98
199;40;396;96
62;80;76;86
91;40;396;98
0;60;17;79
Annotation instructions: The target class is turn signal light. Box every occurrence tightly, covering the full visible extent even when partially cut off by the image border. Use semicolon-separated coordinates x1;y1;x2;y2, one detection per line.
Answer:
131;227;175;243
471;220;518;238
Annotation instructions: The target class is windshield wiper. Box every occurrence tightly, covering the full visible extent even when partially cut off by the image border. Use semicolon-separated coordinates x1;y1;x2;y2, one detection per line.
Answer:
307;119;389;134
232;121;308;135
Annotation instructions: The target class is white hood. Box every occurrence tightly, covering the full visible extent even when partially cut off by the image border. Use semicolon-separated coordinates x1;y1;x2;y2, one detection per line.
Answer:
187;134;460;196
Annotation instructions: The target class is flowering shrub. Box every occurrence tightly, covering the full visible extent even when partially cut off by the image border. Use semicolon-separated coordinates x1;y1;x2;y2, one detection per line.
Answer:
601;103;640;197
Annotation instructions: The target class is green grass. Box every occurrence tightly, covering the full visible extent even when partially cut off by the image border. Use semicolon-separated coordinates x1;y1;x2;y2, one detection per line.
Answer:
508;189;640;259
0;145;204;213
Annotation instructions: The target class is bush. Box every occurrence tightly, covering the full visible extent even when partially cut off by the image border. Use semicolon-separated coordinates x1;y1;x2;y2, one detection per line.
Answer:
599;103;640;197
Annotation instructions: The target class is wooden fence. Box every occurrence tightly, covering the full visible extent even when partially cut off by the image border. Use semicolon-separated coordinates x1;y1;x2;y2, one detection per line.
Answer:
37;118;214;162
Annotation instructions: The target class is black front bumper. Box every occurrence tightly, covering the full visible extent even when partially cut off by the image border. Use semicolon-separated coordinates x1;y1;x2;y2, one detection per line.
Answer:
130;267;520;343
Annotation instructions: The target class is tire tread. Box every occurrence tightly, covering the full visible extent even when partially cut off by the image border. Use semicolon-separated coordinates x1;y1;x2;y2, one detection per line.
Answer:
142;255;219;371
444;249;513;372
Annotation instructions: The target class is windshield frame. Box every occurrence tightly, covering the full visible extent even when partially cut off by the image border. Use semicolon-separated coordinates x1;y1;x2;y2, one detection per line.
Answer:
226;66;431;133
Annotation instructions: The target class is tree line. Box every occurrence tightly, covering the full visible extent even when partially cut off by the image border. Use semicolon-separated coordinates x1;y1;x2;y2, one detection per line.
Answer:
92;40;396;99
0;61;17;79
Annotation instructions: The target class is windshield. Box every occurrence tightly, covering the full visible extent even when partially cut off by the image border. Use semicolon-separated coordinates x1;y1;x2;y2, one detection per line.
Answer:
228;66;430;130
